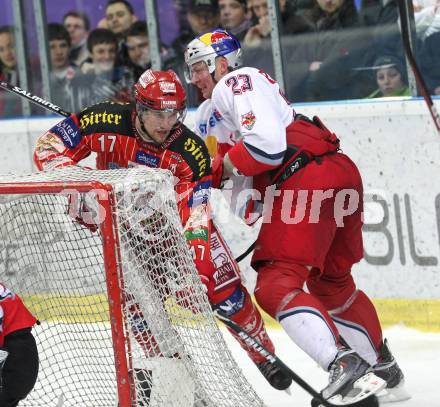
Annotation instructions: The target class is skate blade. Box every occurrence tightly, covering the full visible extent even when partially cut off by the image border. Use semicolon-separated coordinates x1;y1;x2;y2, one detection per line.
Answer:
327;373;387;406
377;381;411;404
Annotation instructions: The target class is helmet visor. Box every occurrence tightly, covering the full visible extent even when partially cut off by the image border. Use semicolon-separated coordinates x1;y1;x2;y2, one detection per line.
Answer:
184;60;214;84
136;103;186;126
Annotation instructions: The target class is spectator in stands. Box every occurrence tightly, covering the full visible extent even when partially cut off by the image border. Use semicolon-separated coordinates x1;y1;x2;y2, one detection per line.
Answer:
105;0;138;38
243;0;272;46
122;21;175;87
413;0;440;41
284;0;375;101
0;26;21;117
366;0;403;59
366;55;410;98
48;23;79;112
420;31;440;94
72;28;132;110
63;11;90;67
80;29;118;75
167;0;221;107
219;0;252;41
243;0;313;47
171;0;220;55
122;21;152;82
0;26;17;85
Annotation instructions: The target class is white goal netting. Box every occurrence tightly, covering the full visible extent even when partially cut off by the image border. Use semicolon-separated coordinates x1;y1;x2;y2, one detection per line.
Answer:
0;167;265;407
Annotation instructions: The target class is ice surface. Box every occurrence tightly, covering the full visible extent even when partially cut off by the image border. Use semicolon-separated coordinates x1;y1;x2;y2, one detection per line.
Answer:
222;325;440;407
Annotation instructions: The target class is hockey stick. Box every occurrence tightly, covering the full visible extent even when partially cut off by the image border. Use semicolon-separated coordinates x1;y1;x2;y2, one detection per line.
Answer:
214;309;379;407
0;80;71;117
396;0;440;134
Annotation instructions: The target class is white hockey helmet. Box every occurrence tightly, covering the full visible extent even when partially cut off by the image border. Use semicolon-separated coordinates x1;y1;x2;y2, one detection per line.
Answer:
184;29;242;83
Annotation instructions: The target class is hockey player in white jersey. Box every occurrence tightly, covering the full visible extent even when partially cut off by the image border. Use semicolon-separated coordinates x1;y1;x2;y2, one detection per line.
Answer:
185;29;409;405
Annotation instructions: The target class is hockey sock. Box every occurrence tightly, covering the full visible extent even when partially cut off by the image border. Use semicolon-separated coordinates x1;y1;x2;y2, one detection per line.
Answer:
277;290;341;370
330;290;383;366
254;261;342;370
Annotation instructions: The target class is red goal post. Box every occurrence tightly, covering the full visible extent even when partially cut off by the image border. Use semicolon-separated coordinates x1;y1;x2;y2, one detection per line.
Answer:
0;167;264;407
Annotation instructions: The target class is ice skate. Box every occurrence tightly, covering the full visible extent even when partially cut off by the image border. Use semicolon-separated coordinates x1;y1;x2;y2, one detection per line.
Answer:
315;348;386;406
373;339;411;403
256;360;292;391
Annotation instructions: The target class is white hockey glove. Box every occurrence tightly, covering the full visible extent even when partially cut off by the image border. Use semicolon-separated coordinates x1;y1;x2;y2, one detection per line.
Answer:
68;191;102;233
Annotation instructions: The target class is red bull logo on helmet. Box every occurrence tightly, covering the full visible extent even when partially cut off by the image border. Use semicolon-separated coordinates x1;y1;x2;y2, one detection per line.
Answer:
199;30;231;46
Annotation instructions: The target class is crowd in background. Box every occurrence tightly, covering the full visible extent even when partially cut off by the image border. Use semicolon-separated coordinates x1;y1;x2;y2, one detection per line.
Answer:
0;0;439;117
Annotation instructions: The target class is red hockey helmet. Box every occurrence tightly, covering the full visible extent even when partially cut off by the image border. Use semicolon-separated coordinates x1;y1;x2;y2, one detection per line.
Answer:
134;69;187;122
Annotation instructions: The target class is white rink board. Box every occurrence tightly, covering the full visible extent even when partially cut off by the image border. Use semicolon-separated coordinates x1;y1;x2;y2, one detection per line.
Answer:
0;98;439;300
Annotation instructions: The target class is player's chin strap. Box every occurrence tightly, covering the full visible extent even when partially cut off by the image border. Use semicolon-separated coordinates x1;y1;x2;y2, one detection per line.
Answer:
138;113;149;136
213;309;380;407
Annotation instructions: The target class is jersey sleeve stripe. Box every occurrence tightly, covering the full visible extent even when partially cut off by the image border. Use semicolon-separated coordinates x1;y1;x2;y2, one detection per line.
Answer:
228;142;282;176
243;142;286;165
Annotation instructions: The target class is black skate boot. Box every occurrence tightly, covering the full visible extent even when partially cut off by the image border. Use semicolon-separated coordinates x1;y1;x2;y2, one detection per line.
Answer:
256;360;292;390
373;339;411;403
312;349;386;406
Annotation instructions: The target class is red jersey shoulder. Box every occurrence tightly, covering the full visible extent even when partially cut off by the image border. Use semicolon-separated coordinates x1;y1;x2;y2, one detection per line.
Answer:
169;125;211;181
77;101;135;137
0;284;36;346
47;101;136;151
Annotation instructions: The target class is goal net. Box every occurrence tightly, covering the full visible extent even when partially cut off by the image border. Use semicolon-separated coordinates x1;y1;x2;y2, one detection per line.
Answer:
0;167;265;407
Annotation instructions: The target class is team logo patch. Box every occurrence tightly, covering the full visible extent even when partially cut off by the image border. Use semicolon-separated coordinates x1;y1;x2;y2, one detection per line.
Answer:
212;109;223;122
161;100;177;109
184;227;209;242
240;111;256;130
213;286;245;316
139;69;156;88
188;181;211;207
79;111;122;129
184;138;209;177
159;81;176;93
51;116;81;148
199;31;231;46
135;151;160;167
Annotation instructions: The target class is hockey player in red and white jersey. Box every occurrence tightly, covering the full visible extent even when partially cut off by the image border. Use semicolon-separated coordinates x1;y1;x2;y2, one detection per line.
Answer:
34;69;292;392
185;29;409;404
0;283;39;407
